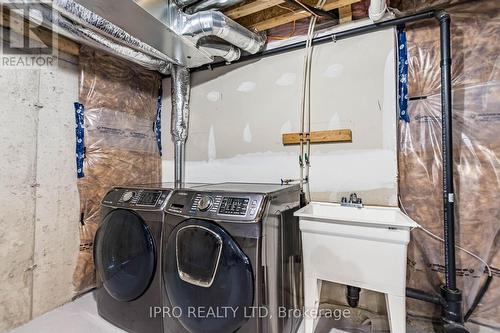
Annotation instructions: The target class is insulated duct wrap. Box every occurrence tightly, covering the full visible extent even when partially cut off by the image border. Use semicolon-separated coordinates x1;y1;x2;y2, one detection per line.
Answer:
400;1;500;328
53;0;171;60
5;0;265;71
170;65;191;187
12;0;173;73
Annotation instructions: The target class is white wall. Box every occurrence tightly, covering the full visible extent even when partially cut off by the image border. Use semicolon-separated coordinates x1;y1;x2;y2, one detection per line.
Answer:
0;49;80;332
162;24;398;206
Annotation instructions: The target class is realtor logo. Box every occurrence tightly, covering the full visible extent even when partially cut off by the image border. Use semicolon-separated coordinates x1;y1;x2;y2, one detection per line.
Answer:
0;0;57;68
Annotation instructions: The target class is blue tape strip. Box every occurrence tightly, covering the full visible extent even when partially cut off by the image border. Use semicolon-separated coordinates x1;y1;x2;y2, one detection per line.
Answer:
155;82;162;156
398;27;410;122
74;102;85;178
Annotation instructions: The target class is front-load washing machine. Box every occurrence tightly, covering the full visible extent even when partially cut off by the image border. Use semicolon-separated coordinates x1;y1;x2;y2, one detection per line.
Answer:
95;185;172;333
162;183;303;333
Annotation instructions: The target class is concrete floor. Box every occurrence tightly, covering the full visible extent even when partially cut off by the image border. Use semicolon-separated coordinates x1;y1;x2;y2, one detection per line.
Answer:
8;292;498;333
9;293;124;333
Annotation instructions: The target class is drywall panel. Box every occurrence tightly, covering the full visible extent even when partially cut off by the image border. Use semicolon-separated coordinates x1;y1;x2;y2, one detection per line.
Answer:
0;67;39;332
32;59;80;317
162;25;398;206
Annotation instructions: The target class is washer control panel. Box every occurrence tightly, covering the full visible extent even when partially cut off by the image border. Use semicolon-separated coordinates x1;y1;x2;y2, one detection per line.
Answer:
168;191;265;222
102;188;171;210
191;194;223;214
219;197;249;216
197;195;214;212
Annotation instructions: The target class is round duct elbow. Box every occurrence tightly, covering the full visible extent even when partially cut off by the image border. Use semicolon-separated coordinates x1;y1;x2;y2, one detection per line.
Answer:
182;11;266;54
200;43;241;62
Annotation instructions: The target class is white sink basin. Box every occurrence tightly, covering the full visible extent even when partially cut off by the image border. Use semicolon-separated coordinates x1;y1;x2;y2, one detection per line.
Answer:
295;202;418;333
295;202;418;229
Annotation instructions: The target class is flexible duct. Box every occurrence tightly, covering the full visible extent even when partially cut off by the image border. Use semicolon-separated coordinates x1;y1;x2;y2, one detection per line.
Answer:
181;10;266;54
170;65;191;188
2;0;173;73
185;0;246;14
53;0;177;62
6;0;264;71
368;0;387;22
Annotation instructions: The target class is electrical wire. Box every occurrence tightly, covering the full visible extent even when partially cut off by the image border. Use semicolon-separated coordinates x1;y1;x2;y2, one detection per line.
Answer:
398;196;492;278
267;5;297;41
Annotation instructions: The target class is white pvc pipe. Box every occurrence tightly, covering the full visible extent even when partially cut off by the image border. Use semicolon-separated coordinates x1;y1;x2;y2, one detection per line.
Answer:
368;0;387;22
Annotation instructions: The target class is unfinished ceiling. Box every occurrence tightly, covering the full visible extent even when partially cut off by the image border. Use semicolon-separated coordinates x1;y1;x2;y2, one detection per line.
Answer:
223;0;362;32
222;0;474;39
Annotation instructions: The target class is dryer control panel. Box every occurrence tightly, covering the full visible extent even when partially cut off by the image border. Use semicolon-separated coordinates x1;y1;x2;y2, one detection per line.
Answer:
102;187;171;210
167;191;265;222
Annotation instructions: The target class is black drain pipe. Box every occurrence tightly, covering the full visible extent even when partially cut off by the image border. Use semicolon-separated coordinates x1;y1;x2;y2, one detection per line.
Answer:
194;9;472;332
435;11;468;332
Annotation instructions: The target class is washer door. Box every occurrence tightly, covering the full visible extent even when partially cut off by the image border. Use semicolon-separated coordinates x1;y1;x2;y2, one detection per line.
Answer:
164;219;254;333
94;209;155;302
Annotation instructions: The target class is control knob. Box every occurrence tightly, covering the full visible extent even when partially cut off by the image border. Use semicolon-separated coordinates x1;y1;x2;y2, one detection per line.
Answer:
197;196;213;211
122;191;135;202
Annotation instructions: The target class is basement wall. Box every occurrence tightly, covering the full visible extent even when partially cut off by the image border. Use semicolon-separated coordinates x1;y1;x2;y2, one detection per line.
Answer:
162;22;398;206
0;45;80;332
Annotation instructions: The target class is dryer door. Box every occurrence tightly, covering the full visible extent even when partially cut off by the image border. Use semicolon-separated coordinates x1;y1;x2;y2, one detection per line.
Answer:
164;219;254;333
94;209;155;302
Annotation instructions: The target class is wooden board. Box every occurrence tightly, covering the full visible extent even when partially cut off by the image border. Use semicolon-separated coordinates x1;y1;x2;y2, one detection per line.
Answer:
282;129;352;145
225;0;285;19
339;4;353;23
247;0;360;31
1;10;80;56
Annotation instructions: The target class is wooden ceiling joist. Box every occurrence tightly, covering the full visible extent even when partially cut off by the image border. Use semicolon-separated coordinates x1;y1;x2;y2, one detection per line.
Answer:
339;4;353;23
225;0;286;19
246;0;360;32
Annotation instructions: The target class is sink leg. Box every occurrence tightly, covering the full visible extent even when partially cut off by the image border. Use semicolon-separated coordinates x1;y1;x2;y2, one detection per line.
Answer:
304;277;322;333
385;294;406;333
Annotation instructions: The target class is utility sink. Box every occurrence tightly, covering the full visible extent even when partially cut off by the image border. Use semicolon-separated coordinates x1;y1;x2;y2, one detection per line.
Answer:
295;201;419;229
295;202;418;333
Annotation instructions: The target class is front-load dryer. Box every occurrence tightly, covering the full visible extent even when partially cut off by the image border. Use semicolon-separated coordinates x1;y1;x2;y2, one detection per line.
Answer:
95;185;173;333
162;183;303;333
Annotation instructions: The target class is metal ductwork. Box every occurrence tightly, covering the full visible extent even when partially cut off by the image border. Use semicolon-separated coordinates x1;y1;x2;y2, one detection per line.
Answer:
198;39;241;63
6;0;266;71
181;10;266;54
174;0;200;8
185;0;246;14
170;65;191;188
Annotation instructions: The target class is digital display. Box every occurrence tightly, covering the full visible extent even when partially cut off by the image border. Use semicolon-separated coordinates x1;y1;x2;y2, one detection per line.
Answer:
137;191;161;206
219;197;249;216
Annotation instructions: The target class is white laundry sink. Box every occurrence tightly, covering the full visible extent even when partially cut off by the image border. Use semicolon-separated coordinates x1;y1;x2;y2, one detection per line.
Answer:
296;201;418;229
295;202;418;333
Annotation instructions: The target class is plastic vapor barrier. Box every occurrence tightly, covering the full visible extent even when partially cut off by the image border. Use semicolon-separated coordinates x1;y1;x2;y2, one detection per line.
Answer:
400;1;500;328
73;46;162;292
